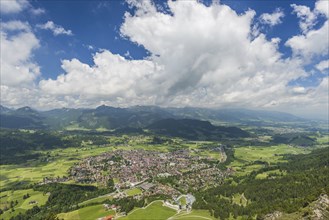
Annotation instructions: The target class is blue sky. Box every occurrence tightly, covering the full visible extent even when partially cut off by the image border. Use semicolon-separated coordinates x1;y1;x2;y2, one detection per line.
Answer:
0;0;328;119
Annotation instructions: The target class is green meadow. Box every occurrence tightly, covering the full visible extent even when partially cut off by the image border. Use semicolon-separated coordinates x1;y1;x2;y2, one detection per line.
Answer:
316;135;329;144
229;144;310;176
78;194;113;207
232;193;248;207
0;145;116;189
57;204;115;220
170;209;216;220
0;189;49;219
119;201;176;220
125;188;142;197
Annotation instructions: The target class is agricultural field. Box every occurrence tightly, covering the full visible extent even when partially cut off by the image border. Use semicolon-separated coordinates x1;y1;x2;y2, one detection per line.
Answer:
170;209;216;220
255;169;286;179
229;144;310;176
0;145;116;189
124;188;142;197
78;194;113;207
0;189;49;219
119;201;177;220
316;135;329;144
57;204;115;220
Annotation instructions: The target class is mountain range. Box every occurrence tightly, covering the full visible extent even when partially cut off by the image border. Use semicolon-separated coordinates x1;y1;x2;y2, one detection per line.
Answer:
0;105;311;130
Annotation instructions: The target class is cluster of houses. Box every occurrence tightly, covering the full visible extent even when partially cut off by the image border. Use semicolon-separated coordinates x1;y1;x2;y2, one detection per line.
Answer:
69;149;212;187
67;148;232;199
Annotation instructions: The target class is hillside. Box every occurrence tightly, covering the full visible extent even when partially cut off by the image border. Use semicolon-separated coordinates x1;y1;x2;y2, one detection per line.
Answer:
147;118;250;140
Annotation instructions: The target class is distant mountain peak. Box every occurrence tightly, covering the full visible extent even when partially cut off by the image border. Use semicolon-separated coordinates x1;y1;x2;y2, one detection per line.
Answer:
16;106;36;113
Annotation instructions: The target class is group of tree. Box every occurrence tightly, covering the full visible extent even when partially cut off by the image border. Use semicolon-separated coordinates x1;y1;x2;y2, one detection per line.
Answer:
193;147;329;219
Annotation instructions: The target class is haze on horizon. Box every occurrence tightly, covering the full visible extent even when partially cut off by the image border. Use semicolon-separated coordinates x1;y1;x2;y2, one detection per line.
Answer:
0;0;328;120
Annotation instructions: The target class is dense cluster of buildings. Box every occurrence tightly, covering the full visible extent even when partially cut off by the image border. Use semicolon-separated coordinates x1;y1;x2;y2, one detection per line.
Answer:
69;148;231;195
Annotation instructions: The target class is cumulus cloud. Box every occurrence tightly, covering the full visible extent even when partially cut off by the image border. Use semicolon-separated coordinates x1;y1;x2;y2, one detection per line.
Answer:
37;21;73;36
30;7;46;15
40;51;161;102
260;8;284;26
0;0;29;14
0;20;40;87
291;4;317;33
39;1;307;110
1;0;328;119
315;0;329;17
286;1;329;60
316;59;329;73
0;0;45;15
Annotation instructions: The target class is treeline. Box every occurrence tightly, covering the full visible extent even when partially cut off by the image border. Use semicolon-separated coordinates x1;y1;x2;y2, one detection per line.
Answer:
9;183;114;220
271;133;316;146
193;147;329;219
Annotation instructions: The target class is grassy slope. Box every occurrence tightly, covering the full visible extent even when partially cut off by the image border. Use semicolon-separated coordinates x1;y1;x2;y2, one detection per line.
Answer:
171;210;216;220
78;195;113;207
119;201;176;220
0;189;49;219
57;204;115;220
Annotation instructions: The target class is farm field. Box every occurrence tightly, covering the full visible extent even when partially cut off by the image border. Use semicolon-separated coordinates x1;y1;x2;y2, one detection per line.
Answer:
229;144;310;176
125;188;142;197
255;169;286;179
170;209;216;220
57;204;115;220
0;189;49;219
78;194;113;207
119;201;177;220
316;135;329;144
0;145;116;189
0;131;231;191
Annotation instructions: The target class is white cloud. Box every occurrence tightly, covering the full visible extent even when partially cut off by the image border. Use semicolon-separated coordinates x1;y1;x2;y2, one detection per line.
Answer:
285;20;329;59
39;1;308;110
1;20;31;31
0;0;29;14
39;51;161;105
315;0;329;18
291;4;317;33
37;21;73;36
0;21;40;87
1;0;327;119
260;8;284;26
0;0;45;15
30;7;46;15
286;0;329;60
316;59;329;73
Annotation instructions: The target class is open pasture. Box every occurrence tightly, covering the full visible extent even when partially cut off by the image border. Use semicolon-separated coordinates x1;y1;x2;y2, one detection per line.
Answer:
170;209;216;220
119;201;177;220
57;204;115;220
229;144;310;176
0;189;49;219
0;145;115;189
124;188;142;197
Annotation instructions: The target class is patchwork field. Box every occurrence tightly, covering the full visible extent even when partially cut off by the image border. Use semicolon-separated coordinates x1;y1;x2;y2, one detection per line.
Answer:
0;189;49;219
0;145;116;189
57;204;115;220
